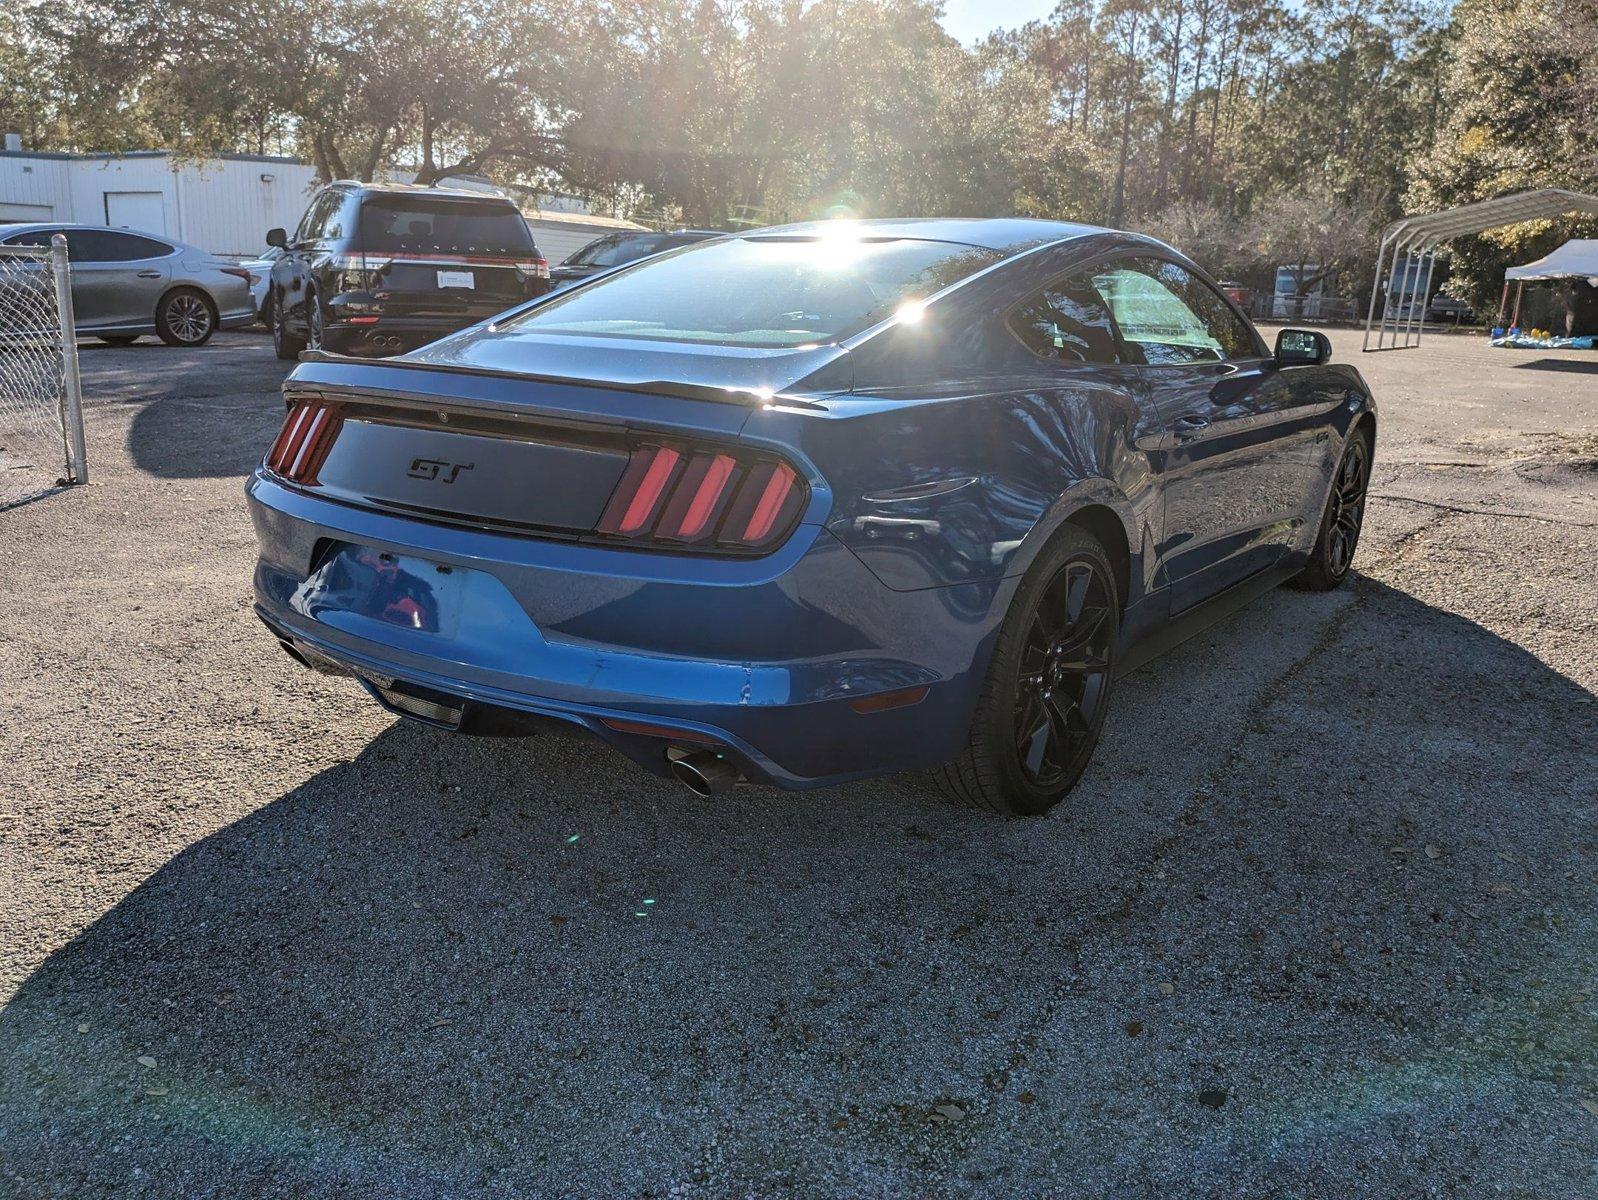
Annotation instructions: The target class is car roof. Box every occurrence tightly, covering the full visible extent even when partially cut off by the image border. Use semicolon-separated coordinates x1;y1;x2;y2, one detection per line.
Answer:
0;222;193;249
742;217;1110;253
330;180;520;204
0;222;176;234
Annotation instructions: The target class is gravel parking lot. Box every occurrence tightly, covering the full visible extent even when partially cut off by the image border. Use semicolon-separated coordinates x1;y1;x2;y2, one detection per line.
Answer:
3;328;1596;1197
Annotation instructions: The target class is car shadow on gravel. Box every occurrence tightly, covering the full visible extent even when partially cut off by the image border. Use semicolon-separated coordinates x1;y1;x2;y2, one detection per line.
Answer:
126;390;285;480
4;577;1596;1197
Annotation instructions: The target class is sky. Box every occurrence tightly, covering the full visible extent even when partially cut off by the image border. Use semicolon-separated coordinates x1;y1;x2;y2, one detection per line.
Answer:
939;0;1055;44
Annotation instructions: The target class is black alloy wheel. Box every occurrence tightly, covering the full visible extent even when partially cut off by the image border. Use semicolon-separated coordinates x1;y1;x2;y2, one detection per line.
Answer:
1291;431;1371;591
306;294;324;353
1012;558;1116;789
932;525;1120;816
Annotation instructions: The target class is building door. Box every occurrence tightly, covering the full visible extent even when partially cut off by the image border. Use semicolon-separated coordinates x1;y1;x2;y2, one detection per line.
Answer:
104;191;167;234
0;203;54;221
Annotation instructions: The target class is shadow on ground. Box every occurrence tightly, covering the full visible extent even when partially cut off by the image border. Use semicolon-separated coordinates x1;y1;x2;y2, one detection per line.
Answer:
1511;356;1598;374
126;391;284;480
4;578;1596;1198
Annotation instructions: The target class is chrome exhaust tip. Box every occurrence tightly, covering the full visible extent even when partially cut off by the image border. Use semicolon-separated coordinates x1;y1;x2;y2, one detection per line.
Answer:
669;749;740;797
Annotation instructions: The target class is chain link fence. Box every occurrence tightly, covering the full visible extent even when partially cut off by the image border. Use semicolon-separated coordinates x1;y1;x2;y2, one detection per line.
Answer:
0;234;87;506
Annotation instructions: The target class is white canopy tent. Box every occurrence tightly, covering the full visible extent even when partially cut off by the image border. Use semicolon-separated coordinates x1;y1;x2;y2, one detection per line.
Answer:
1500;238;1598;330
1504;239;1598;282
1363;188;1598;350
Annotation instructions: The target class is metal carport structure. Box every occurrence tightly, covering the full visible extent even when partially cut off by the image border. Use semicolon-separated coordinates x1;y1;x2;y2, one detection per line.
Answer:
1362;188;1598;351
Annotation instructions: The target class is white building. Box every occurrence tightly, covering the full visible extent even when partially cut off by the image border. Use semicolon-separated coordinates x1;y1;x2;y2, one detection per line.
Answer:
524;207;650;263
0;147;319;256
0;143;649;263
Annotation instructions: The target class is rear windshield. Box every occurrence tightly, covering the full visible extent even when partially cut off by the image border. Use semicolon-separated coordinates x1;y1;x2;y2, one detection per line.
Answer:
356;197;534;256
506;234;1002;347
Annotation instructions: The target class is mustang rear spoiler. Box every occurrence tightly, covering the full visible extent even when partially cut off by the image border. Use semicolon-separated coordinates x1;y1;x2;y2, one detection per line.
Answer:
292;349;829;411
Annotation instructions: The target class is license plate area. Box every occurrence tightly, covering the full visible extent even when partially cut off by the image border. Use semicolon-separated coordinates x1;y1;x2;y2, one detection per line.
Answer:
437;269;475;289
290;543;465;637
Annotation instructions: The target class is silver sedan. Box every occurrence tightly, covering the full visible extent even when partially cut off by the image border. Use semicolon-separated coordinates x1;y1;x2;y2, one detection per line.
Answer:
0;223;255;347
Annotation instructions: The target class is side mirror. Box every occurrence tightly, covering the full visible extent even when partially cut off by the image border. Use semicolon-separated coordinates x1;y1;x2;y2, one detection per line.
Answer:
1275;328;1331;366
265;227;288;249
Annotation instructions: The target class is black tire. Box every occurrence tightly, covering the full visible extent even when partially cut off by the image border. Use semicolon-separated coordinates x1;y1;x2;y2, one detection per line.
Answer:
931;525;1120;816
272;289;306;360
1289;429;1372;592
305;291;325;353
98;334;139;347
155;287;217;347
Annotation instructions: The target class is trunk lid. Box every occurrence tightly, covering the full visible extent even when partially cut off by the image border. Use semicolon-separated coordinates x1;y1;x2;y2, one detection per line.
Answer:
376;256;531;319
277;335;845;539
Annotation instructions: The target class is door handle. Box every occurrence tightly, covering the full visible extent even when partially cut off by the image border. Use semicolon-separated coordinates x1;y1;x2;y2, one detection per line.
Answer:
1172;415;1209;443
137;270;162;278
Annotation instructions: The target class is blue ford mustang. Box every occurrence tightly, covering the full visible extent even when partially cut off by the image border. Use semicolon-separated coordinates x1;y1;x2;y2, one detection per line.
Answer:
248;218;1374;815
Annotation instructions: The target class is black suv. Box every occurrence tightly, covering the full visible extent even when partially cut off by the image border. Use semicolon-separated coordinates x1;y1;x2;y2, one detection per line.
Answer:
548;229;722;290
266;182;551;359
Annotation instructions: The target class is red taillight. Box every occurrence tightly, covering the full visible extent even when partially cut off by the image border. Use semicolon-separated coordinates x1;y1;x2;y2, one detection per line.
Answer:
265;399;343;485
596;442;807;553
221;266;252;284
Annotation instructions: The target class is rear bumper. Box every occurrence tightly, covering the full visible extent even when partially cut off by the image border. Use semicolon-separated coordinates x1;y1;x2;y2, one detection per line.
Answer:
247;472;1013;788
322;317;477;355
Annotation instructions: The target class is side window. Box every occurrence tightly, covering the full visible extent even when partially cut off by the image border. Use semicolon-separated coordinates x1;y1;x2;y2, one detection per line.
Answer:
321;191;355;242
566;236;615;267
291;196;317;245
62;230;107;261
3;228;57;248
1008;273;1121;364
607;235;665;267
294;191;338;245
76;231;171;261
1091;257;1256;365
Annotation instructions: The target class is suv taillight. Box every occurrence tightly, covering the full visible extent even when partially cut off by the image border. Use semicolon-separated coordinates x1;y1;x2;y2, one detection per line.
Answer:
596;443;807;552
328;252;391;292
264;399;342;485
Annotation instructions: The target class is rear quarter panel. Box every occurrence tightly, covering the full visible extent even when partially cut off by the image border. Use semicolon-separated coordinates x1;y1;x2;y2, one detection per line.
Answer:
743;373;1154;600
746;235;1170;605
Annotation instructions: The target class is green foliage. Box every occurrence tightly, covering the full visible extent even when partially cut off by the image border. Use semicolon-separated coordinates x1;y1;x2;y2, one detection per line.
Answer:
1408;0;1598;307
16;0;1542;299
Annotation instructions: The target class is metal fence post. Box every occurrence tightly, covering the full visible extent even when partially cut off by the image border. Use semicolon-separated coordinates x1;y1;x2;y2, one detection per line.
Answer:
50;233;88;484
1409;245;1438;348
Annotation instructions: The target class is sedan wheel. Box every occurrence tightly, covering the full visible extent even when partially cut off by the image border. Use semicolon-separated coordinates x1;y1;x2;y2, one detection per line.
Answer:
1326;438;1369;576
932;526;1120;816
1291;432;1371;591
155;288;216;347
1013;559;1115;789
306;297;323;352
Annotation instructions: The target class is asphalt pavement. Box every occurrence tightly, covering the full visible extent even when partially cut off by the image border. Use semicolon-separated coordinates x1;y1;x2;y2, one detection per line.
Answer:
1;327;1595;1198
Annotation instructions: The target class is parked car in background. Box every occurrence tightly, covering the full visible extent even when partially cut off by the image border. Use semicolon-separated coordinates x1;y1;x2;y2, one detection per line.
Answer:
267;182;551;360
0;222;255;346
1426;291;1476;324
548;228;722;290
1216;280;1253;310
241;244;284;323
250;218;1376;816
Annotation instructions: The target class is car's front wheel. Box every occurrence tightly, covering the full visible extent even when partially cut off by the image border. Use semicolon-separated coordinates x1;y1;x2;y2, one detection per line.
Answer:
155;287;216;347
1289;430;1371;592
932;525;1119;816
